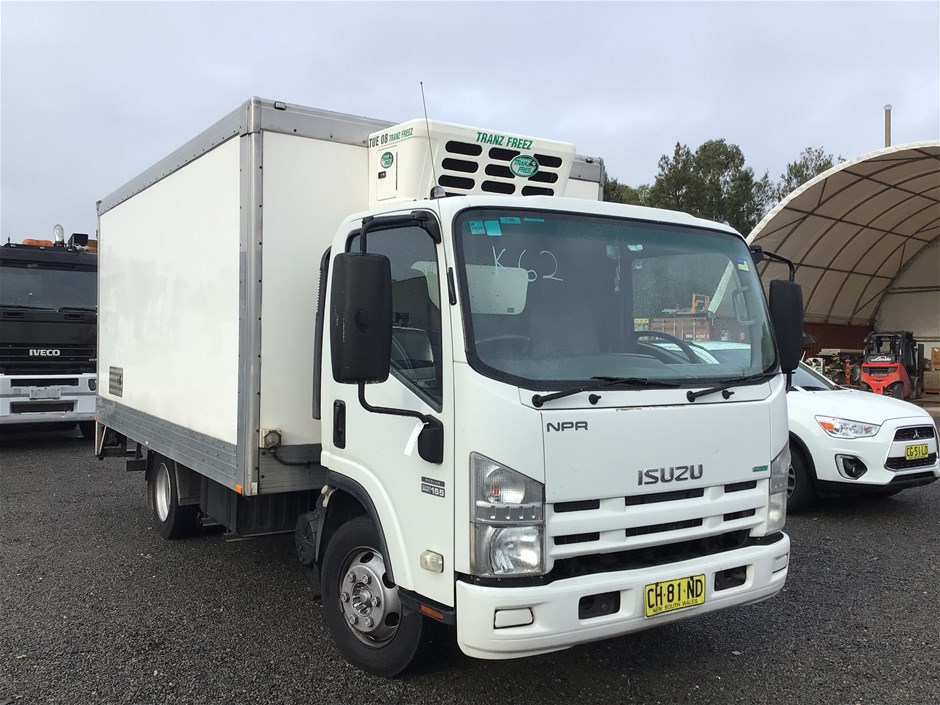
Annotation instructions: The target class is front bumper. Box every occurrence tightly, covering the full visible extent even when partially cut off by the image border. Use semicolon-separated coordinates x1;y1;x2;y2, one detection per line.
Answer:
0;374;96;425
455;533;789;659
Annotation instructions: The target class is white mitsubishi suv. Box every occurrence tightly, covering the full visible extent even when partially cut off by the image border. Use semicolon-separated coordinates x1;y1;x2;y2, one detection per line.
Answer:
786;362;938;511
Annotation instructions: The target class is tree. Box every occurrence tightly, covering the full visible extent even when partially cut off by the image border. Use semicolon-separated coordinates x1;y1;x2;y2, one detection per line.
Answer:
646;139;771;235
604;177;649;206
646;143;697;212
773;146;844;201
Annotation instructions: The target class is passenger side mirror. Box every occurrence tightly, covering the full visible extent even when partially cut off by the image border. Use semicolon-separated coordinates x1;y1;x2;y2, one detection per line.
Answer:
769;280;803;374
330;252;392;384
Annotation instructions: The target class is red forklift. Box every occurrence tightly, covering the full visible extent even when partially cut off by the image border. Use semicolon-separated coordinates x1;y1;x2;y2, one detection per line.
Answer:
860;331;924;399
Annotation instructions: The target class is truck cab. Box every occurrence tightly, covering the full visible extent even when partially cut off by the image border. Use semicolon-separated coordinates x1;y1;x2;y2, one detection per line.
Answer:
0;230;97;435
321;195;798;667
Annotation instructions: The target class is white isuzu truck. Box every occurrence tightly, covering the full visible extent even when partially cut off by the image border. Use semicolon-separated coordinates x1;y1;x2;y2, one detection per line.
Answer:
95;98;803;676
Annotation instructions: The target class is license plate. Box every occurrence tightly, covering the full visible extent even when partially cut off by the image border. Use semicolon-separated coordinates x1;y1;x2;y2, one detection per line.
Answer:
644;574;706;617
29;387;61;400
905;443;929;461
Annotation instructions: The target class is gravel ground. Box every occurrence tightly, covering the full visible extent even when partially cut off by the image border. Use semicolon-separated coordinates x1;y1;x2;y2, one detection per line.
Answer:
1;426;938;705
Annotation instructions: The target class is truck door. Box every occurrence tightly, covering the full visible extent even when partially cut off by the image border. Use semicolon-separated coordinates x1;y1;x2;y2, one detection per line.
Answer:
325;219;455;607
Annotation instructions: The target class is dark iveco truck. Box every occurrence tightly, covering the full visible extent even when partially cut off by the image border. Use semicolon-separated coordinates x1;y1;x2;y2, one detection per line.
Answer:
0;226;97;438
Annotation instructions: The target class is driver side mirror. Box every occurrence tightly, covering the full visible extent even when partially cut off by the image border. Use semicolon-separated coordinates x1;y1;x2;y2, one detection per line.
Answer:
769;280;803;374
330;252;393;384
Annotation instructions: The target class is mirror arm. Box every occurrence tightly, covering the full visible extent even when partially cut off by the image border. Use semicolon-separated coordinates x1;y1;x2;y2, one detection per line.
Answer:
356;384;443;464
749;245;796;282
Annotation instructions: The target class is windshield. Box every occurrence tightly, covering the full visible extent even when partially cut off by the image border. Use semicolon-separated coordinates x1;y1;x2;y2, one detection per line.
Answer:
791;363;839;391
454;208;776;388
0;263;97;310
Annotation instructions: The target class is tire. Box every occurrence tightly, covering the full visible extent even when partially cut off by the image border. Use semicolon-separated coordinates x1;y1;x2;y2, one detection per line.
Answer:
147;455;200;540
78;421;96;441
787;443;815;513
321;516;431;677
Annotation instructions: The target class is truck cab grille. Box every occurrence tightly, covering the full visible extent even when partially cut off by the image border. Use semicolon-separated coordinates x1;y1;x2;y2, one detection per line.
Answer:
546;480;766;577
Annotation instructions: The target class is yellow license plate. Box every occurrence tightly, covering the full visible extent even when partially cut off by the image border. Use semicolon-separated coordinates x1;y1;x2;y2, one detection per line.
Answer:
905;443;929;461
644;574;706;617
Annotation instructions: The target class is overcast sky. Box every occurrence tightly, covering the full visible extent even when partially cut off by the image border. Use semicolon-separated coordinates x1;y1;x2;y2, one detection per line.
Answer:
2;1;938;242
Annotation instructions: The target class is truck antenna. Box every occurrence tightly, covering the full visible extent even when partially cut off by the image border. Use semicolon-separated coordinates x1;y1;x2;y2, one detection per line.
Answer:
421;82;444;199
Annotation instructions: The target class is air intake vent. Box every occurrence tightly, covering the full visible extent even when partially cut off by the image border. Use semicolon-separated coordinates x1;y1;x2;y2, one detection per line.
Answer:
368;119;577;207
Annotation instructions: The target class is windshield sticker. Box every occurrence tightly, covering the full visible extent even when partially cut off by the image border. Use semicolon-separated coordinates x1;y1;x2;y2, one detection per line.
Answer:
736;258;750;271
752;465;769;473
484;221;503;237
524;217;545;223
469;220;486;235
500;216;522;225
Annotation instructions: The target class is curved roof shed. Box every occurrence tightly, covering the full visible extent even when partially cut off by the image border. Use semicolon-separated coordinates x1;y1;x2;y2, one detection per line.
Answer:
748;141;940;329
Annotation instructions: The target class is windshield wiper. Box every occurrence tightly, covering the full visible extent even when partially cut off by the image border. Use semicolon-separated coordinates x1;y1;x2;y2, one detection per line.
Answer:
0;304;55;311
532;376;680;408
687;372;778;402
57;306;96;312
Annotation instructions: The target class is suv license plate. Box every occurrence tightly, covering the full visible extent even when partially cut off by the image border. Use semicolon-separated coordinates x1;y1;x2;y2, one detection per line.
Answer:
644;574;706;617
905;443;929;461
29;387;61;400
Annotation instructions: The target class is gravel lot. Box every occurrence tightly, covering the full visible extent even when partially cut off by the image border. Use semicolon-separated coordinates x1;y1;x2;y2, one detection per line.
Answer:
1;425;938;705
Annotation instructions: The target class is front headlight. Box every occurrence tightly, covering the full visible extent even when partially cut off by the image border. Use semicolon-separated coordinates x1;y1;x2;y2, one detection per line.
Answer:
815;415;880;439
766;444;789;533
470;453;544;577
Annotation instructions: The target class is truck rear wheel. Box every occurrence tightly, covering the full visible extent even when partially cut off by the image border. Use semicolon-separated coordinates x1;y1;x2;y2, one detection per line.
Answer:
147;455;200;539
321;516;430;677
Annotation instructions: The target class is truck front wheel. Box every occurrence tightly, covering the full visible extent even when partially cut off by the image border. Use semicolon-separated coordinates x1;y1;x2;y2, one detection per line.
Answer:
321;516;430;677
147;455;200;539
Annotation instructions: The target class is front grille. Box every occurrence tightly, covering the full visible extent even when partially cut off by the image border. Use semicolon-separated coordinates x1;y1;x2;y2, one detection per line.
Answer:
0;344;95;374
862;366;893;377
624;518;702;537
548;480;766;576
551;530;753;580
12;377;79;387
885;454;938;471
894;426;936;441
624;488;704;506
10;401;75;413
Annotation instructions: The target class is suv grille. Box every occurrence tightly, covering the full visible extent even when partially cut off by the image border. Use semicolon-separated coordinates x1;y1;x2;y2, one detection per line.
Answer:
885;454;938;471
893;426;936;441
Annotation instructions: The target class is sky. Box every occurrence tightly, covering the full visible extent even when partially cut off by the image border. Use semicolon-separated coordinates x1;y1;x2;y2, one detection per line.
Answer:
1;1;938;242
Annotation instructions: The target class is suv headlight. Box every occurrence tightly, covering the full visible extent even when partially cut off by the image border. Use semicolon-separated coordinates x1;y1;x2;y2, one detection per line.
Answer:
815;415;880;439
766;443;789;534
470;453;544;577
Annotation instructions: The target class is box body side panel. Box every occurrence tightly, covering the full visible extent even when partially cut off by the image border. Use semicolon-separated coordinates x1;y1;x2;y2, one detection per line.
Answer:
259;132;368;451
98;138;242;446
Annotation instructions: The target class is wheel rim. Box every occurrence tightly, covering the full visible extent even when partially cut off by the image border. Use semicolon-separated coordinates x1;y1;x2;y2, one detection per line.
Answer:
155;462;172;522
787;464;796;498
338;547;402;647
